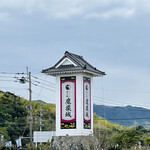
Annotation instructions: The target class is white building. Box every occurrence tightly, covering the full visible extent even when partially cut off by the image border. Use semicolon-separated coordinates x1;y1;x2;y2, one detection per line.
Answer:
42;51;105;136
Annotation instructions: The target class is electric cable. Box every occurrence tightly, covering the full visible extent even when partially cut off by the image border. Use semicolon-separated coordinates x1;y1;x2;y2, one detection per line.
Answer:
31;75;56;86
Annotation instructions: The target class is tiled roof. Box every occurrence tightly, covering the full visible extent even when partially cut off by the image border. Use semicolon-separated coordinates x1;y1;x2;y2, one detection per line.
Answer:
42;51;106;76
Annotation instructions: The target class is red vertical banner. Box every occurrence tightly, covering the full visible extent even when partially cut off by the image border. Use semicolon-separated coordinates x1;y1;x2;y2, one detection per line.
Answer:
60;76;76;129
83;77;91;129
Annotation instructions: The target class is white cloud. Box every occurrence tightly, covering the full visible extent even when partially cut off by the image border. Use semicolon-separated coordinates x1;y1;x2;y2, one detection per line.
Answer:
0;12;12;22
0;0;150;20
85;8;135;19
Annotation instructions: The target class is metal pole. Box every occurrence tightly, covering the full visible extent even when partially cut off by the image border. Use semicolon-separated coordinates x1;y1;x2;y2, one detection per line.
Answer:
39;108;43;132
39;108;43;147
29;72;33;149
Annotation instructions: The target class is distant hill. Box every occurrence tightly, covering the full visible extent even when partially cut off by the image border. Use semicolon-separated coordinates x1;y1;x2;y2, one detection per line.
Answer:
36;100;47;104
2;90;150;129
94;104;150;128
35;99;150;128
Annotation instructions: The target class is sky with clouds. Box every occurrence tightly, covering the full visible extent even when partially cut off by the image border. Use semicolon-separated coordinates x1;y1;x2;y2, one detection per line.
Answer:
1;0;150;109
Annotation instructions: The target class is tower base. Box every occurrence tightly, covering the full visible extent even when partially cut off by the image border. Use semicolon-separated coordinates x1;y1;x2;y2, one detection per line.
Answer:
51;136;100;150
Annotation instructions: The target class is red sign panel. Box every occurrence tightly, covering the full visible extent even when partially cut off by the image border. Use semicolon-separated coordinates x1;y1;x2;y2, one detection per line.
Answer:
60;76;76;129
83;77;91;129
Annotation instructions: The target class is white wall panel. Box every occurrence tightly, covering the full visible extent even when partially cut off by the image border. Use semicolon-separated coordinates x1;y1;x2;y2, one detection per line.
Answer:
56;73;93;136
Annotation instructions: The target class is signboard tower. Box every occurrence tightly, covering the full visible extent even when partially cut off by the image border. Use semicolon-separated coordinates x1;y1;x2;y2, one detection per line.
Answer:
42;51;105;136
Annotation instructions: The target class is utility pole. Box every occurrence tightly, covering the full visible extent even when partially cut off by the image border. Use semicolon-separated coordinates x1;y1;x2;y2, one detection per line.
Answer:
39;108;43;147
29;72;33;149
19;68;33;149
39;108;43;132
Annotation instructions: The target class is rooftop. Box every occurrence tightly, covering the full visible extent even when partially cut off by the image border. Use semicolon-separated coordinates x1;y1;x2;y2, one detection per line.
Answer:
42;51;106;77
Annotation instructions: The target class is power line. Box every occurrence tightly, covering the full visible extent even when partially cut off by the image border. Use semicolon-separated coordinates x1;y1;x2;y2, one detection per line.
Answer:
14;76;55;92
32;91;55;102
12;73;56;91
93;96;150;109
94;96;128;105
105;117;150;121
0;72;17;75
104;88;150;95
97;114;150;121
0;72;26;75
36;75;47;101
0;87;27;91
93;98;123;106
31;75;56;86
0;75;16;79
32;79;55;89
0;80;18;82
32;84;56;92
0;72;56;94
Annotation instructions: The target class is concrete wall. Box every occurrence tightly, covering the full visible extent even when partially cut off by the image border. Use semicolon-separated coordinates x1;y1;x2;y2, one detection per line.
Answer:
51;136;100;150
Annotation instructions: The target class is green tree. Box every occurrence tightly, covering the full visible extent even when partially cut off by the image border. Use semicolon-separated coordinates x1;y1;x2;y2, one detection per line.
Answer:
112;128;140;149
0;92;28;144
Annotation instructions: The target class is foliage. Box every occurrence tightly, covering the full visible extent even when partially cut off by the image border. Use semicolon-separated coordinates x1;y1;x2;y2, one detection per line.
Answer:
146;138;150;145
94;114;150;149
1;91;150;149
0;127;9;140
0;91;55;148
112;128;140;149
38;140;51;150
93;113;128;149
31;101;55;131
0;92;28;144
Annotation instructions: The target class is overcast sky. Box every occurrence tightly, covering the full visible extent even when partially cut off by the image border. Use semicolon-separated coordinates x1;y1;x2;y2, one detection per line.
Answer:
1;0;150;109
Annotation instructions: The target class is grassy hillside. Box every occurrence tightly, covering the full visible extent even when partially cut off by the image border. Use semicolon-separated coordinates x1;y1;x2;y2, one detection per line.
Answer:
0;91;55;145
0;91;125;142
1;91;150;149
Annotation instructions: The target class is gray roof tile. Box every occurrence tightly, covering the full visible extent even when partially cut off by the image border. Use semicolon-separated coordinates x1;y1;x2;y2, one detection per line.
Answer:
42;51;106;76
